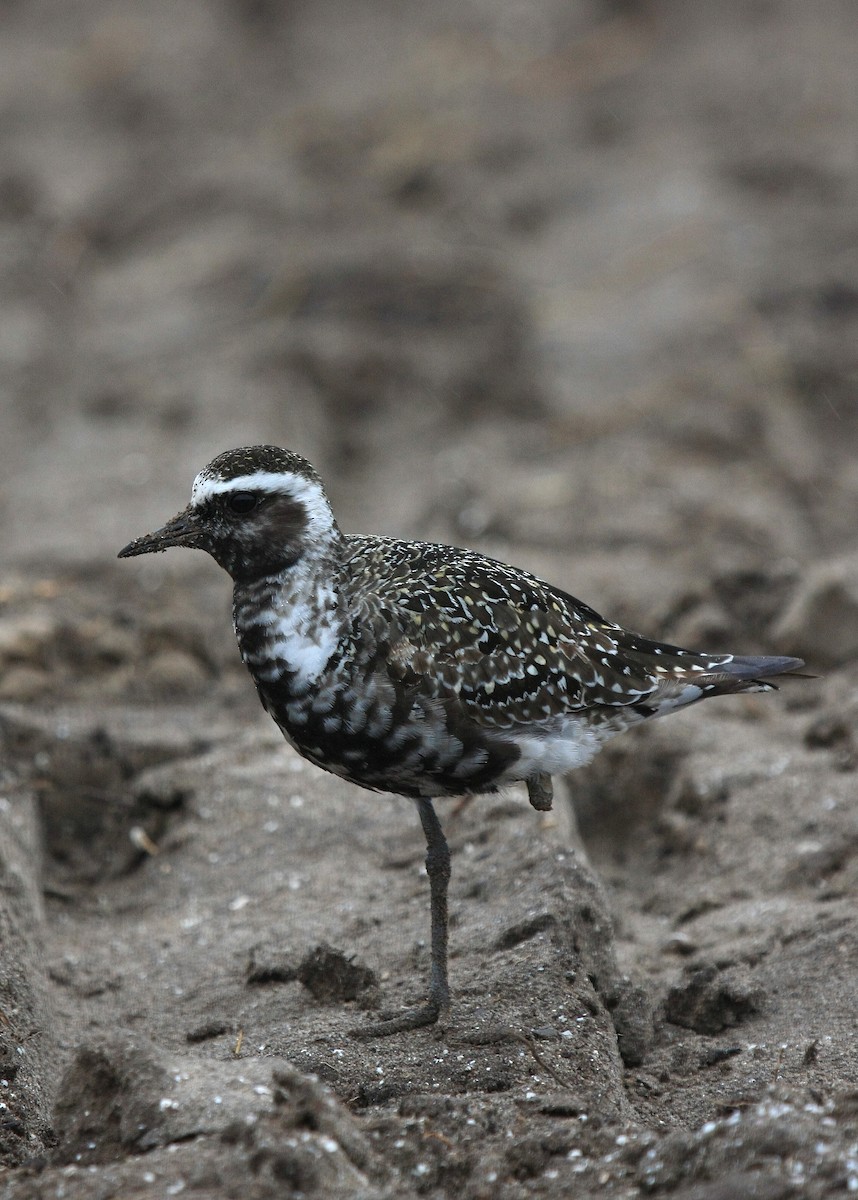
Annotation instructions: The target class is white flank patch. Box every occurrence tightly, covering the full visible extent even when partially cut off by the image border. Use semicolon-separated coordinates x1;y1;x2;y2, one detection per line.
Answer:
191;470;335;537
650;683;704;712
504;720;608;782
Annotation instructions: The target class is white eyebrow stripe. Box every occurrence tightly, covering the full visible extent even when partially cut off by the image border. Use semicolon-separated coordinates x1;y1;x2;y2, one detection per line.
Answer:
191;470;337;536
191;470;310;504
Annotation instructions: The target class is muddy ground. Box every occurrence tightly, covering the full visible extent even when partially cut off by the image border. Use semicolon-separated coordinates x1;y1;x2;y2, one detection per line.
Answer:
1;1;858;1196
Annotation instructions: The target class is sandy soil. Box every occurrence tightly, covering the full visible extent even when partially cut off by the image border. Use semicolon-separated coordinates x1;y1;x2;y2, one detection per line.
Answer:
1;2;857;1196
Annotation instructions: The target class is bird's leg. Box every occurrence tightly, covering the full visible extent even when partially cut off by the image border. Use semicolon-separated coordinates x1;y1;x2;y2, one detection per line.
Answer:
419;796;451;1015
351;797;451;1039
527;772;554;811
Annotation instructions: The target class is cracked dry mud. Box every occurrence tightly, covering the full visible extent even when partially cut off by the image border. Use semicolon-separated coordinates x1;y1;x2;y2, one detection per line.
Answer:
2;3;858;1197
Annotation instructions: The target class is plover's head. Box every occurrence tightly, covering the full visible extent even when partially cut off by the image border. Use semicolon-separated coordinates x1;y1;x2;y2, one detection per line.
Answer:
118;446;339;580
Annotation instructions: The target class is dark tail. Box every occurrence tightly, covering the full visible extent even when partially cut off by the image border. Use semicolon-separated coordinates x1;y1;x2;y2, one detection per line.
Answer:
722;655;805;680
713;655;807;693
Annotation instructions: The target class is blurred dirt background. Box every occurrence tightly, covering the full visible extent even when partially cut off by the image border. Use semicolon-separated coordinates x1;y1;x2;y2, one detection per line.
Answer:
1;1;857;1197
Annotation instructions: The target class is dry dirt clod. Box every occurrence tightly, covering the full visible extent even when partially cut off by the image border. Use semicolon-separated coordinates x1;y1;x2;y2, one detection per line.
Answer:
772;552;858;666
297;943;381;1008
246;942;300;986
664;965;767;1036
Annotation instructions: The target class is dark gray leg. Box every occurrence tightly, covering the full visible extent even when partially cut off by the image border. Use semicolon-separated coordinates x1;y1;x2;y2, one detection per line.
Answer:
418;796;451;1014
351;797;451;1038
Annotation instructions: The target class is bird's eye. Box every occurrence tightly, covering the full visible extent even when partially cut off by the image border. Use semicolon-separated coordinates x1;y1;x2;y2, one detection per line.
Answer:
228;491;258;514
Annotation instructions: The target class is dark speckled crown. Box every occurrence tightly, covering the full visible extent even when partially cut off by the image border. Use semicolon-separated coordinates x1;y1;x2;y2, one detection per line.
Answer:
194;445;323;490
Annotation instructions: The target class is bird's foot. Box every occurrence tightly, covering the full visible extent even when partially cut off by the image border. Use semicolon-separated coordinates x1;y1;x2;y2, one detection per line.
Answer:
527;772;553;812
349;999;447;1040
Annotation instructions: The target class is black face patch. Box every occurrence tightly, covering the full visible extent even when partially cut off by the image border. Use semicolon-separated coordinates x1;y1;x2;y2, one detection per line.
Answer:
257;494;309;557
196;491;311;579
